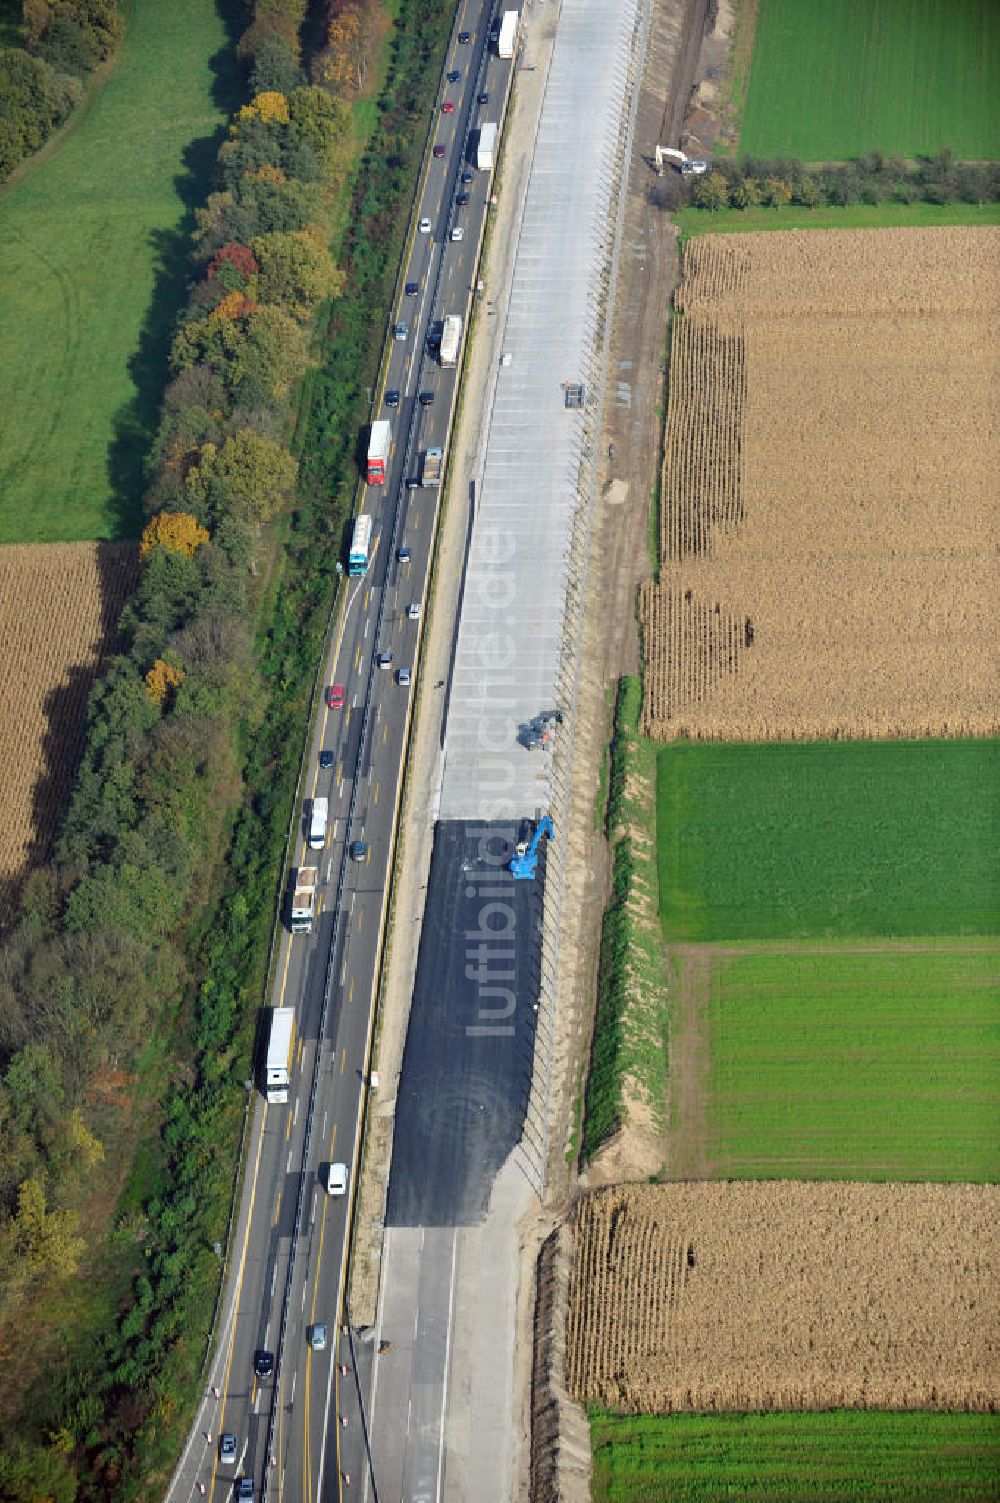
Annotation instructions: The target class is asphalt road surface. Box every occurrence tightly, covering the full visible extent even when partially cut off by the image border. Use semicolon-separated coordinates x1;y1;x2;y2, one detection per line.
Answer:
164;5;511;1501
388;820;543;1228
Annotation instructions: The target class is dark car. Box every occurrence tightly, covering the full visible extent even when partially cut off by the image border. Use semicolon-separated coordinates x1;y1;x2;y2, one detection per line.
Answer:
461;170;473;184
458;30;470;43
385;389;400;407
319;749;334;769
254;1350;273;1380
447;69;460;82
477;91;489;105
397;546;412;563
405;281;419;296
237;1482;254;1502
349;840;369;863
418;391;434;407
456;192;470;206
433;144;445;158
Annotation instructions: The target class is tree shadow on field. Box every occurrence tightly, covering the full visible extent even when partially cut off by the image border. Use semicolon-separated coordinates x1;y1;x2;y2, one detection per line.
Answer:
106;0;247;539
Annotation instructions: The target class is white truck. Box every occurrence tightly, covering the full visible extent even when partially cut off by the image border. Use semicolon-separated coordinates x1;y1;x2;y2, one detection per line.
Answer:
289;866;318;934
439;314;462;368
263;1007;295;1104
497;9;518;57
477;122;497;172
308;796;328;850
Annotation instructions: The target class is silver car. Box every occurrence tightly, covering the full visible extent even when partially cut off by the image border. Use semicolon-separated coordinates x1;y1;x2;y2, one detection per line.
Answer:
309;1323;328;1351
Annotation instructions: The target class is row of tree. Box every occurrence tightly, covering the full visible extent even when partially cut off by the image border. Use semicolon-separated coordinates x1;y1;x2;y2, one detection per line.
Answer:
0;0;122;181
686;149;1000;212
0;0;457;1493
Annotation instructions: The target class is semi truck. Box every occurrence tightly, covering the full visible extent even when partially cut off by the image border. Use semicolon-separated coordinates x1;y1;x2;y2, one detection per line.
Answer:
308;796;328;850
477;122;497;172
263;1007;295;1103
367;419;391;484
497;9;518;57
440;314;463;368
421;447;443;487
348;513;373;575
289;866;318;934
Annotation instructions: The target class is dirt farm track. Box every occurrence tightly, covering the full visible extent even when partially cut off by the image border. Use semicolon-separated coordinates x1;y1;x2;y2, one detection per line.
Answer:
566;1182;1000;1414
641;227;1000;742
0;542;138;926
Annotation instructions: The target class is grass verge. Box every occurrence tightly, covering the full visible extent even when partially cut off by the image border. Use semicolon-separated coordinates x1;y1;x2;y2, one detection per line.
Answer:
0;0;238;543
739;0;1000;160
589;1409;1000;1502
581;677;668;1163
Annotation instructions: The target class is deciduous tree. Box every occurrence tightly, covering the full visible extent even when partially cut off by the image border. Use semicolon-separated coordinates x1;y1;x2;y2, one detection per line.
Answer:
252;227;340;318
140;512;211;561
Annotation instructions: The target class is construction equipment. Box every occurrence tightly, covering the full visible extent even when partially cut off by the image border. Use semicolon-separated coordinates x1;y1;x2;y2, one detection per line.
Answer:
654;144;707;176
509;815;553;880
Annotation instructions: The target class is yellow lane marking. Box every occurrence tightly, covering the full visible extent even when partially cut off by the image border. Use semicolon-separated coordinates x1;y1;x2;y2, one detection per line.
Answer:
373;782;380;805
285;1112;293;1141
382;723;388;745
349;977;355;1004
274;1191;282;1226
297;1036;304;1065
356;908;364;932
279;936;292;1004
208;1103;268;1499
354;644;361;671
364;588;371;611
340;1049;346;1076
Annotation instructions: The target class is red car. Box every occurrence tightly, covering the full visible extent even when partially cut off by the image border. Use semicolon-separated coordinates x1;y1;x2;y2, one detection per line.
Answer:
433;144;445;158
441;100;455;114
326;684;346;710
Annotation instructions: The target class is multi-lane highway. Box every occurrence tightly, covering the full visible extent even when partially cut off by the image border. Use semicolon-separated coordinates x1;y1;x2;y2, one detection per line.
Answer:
165;6;513;1501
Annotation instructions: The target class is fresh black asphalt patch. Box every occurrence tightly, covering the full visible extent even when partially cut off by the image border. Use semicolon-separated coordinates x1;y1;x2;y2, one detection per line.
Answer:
387;819;543;1226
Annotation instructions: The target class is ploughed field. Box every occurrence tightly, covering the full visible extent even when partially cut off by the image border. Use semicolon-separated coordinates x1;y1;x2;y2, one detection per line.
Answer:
0;543;138;925
640;227;1000;744
567;1182;1000;1414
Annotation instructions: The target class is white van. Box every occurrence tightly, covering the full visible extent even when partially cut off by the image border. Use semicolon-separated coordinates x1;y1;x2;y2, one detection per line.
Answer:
325;1162;348;1196
308;796;329;850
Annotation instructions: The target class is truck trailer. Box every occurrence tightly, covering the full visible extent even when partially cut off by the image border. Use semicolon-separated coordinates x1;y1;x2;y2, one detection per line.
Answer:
421;447;443;487
308;796;328;850
263;1007;295;1103
289;866;318;934
477;122;497;172
367;419;391;484
439;314;463;367
497;9;518;57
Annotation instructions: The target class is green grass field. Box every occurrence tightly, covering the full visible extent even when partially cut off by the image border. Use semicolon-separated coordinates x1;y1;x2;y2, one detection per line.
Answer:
590;1410;1000;1502
674;201;1000;239
740;0;1000;161
657;740;1000;943
693;942;1000;1180
0;0;238;542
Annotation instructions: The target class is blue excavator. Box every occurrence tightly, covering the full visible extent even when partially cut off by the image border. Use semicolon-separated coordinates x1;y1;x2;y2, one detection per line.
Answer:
509;815;554;880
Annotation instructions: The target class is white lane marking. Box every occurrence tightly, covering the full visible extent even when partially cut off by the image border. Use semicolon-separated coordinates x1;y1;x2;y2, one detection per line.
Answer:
435;1232;460;1503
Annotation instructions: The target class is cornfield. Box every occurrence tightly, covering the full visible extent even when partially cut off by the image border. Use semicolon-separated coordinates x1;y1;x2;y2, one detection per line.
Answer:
0;542;138;927
641;227;1000;741
566;1181;1000;1413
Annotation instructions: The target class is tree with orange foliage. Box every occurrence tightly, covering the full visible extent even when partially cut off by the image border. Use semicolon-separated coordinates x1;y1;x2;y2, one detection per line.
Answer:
145;659;186;707
140;511;210;562
210;291;260;322
315;2;372;95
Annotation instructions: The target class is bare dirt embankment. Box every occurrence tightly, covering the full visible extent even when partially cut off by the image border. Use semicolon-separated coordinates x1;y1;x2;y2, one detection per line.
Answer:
641;226;1000;741
0;542;138;925
566;1181;1000;1413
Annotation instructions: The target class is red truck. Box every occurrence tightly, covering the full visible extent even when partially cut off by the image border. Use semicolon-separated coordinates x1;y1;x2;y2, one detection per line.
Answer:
367;420;391;484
